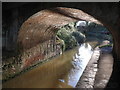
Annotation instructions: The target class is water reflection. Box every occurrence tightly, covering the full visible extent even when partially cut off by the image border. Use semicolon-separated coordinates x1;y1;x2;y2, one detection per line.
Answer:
65;43;93;87
3;43;93;88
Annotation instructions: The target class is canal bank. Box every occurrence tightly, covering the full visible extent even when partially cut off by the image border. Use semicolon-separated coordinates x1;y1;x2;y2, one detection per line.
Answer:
76;46;100;88
76;42;113;88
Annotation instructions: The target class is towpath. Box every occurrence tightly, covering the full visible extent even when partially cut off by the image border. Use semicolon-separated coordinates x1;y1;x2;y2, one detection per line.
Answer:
76;42;113;88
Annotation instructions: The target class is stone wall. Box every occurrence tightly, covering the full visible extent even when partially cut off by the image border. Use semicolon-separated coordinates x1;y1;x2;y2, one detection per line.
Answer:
2;38;62;80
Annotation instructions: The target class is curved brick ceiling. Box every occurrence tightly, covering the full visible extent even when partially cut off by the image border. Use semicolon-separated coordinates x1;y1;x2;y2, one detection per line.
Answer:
18;7;102;50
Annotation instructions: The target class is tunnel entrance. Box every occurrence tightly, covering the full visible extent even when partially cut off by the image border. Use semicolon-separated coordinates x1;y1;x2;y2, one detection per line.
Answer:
2;7;116;88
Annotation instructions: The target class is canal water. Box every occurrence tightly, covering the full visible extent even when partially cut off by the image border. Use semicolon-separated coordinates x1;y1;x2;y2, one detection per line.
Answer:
3;43;93;88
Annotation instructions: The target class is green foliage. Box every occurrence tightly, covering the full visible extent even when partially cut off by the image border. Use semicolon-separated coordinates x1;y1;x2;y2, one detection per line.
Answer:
99;44;113;48
86;22;113;42
57;29;77;50
57;21;113;51
57;22;86;50
64;35;77;50
72;31;86;44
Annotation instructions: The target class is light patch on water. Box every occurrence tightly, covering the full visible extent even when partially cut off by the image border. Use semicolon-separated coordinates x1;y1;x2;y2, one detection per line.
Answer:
67;43;93;87
58;79;65;83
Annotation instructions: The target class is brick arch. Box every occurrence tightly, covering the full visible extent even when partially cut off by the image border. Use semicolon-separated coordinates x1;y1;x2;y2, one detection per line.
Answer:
17;6;120;87
17;5;119;60
18;7;103;49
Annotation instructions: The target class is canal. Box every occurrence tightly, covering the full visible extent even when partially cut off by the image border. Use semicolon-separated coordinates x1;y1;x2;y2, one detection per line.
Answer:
3;47;78;88
3;43;94;88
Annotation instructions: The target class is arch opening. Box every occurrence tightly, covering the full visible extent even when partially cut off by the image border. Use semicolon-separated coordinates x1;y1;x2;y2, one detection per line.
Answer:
2;7;116;88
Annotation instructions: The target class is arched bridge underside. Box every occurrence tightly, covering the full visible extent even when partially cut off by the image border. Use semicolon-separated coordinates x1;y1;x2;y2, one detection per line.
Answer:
4;2;120;88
